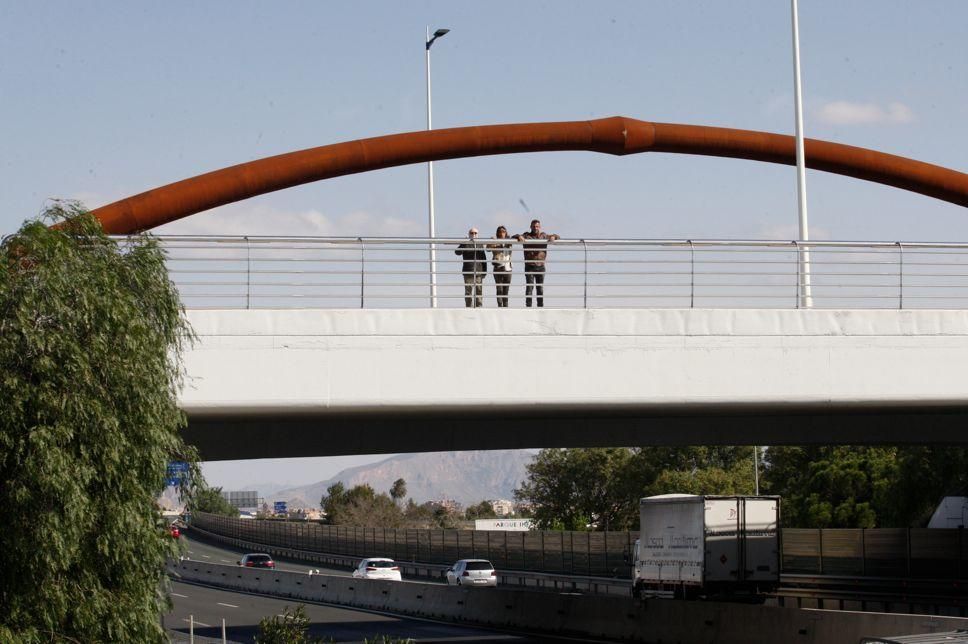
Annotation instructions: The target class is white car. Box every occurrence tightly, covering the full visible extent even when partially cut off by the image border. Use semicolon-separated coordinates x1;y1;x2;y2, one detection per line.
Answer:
445;559;498;587
352;558;402;581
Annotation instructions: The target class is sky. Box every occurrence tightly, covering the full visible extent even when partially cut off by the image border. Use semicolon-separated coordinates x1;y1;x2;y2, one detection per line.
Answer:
2;2;966;490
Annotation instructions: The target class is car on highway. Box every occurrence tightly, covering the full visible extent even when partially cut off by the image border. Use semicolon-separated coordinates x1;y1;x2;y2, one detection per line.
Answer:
237;553;275;569
352;558;402;581
445;559;497;587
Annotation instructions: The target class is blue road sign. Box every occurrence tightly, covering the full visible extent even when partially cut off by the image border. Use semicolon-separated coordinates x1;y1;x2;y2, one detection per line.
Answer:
273;501;287;514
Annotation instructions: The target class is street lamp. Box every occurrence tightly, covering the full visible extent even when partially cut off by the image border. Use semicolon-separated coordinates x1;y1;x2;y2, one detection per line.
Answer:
426;27;450;307
791;0;812;308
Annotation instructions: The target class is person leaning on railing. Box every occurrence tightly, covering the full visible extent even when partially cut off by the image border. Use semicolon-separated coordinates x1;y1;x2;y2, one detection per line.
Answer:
487;226;513;308
516;219;560;308
455;227;487;308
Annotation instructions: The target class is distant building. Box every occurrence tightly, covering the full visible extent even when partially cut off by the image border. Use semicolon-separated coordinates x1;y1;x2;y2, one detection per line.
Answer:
488;499;515;516
428;498;463;514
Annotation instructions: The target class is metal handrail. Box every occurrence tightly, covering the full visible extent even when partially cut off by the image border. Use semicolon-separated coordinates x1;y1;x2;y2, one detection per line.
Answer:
110;235;968;311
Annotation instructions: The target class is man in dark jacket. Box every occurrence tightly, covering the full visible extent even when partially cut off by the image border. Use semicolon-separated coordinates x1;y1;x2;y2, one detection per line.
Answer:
516;219;559;307
455;227;486;308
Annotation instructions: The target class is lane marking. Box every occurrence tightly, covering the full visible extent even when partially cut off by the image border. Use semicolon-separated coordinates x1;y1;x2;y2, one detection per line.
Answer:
182;618;211;627
217;602;238;608
219;559;231;563
170;593;188;598
201;555;211;559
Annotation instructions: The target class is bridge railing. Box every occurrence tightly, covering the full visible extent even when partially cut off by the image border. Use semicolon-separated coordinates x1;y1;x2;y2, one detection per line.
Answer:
133;236;968;310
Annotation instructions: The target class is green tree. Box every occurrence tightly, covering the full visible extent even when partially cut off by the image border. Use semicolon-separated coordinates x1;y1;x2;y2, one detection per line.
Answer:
763;446;897;528
189;484;238;517
321;483;404;527
255;605;328;644
390;478;407;504
465;501;497;520
321;481;346;521
516;447;756;531
514;448;637;530
0;204;197;643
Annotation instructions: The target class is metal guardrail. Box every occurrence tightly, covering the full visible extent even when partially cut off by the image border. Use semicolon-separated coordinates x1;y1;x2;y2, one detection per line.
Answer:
134;235;968;310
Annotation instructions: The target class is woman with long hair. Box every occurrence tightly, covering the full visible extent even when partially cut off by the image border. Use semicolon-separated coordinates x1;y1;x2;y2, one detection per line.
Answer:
488;225;513;307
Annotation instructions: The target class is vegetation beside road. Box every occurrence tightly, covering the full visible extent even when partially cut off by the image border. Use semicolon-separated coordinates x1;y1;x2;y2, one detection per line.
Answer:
0;204;197;643
511;446;968;530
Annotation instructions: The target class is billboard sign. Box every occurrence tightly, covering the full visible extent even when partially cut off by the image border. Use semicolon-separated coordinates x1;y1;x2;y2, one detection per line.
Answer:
474;519;533;531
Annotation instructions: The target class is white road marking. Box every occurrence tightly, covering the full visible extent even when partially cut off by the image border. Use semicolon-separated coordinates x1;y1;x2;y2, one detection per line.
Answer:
201;554;211;558
182;618;211;627
217;602;238;608
170;593;188;598
219;559;231;563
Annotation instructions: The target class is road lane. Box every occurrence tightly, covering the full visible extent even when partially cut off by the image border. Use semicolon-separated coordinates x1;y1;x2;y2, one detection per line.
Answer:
165;579;577;643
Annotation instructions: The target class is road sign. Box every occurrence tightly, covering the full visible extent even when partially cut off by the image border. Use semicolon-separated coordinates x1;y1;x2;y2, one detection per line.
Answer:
165;461;190;487
273;501;287;514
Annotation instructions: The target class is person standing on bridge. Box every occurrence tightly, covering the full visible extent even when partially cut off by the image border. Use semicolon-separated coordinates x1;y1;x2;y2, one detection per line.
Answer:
516;219;559;307
488;226;513;308
455;227;486;308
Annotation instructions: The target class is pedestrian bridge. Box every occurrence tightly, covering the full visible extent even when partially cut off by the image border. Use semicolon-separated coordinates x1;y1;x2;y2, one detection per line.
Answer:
169;236;968;460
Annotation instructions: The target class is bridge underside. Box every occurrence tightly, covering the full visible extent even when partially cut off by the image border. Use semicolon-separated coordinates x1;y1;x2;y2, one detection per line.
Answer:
180;308;968;461
185;403;968;461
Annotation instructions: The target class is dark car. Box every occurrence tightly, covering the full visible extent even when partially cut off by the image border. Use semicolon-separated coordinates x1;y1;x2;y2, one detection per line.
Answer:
238;553;275;569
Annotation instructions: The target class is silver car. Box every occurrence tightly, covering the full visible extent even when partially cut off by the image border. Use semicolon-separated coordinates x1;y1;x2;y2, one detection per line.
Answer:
445;559;497;587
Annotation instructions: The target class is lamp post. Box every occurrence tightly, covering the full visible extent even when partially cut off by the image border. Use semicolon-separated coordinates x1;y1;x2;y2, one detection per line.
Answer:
791;0;812;307
426;27;449;307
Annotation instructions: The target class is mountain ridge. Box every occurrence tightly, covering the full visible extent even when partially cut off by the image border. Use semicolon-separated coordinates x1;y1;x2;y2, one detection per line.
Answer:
266;450;536;509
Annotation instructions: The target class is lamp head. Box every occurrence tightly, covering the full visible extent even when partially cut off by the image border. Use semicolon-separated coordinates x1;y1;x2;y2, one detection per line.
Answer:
426;28;451;49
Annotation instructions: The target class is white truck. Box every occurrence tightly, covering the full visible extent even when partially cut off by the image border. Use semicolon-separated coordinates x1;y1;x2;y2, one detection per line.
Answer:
630;494;780;599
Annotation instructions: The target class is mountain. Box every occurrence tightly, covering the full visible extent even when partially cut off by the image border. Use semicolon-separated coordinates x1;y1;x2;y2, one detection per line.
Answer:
268;450;536;510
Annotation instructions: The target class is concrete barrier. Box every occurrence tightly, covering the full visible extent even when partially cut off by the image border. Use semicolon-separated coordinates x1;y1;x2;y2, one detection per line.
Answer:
169;560;968;643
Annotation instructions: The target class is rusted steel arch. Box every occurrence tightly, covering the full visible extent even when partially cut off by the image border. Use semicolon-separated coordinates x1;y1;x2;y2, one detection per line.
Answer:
91;116;968;234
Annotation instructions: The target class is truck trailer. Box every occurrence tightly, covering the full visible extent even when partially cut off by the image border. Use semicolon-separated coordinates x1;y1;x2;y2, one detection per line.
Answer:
631;494;780;599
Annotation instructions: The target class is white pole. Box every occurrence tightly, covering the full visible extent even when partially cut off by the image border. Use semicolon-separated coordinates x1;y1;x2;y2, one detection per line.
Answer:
791;0;812;308
753;446;760;495
222;617;227;644
426;26;438;308
189;614;194;643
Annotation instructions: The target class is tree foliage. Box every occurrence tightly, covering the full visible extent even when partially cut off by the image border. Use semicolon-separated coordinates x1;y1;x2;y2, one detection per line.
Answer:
189;484;239;517
763;446;968;528
389;478;407;503
515;447;755;530
0;204;197;643
515;445;968;531
255;605;328;644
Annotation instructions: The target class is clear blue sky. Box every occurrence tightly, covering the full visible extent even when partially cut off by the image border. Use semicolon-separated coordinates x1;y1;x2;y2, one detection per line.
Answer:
2;2;966;489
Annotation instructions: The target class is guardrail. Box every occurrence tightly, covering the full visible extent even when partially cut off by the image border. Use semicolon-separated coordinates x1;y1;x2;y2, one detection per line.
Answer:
137;236;968;310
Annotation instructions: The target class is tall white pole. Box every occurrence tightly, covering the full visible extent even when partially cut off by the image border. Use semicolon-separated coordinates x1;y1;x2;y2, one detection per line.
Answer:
753;446;760;495
426;26;438;308
792;0;812;308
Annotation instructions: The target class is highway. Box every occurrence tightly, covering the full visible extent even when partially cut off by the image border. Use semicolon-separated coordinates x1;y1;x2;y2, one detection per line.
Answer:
170;531;593;643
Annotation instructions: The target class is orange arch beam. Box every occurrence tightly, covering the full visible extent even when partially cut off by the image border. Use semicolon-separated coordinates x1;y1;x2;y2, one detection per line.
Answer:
91;116;968;234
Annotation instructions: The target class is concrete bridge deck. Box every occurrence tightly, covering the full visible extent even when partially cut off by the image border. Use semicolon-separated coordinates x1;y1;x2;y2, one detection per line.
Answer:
180;308;968;460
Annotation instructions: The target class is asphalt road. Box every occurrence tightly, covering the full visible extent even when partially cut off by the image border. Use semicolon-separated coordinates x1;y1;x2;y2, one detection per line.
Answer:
165;579;535;643
180;528;447;583
170;531;596;643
